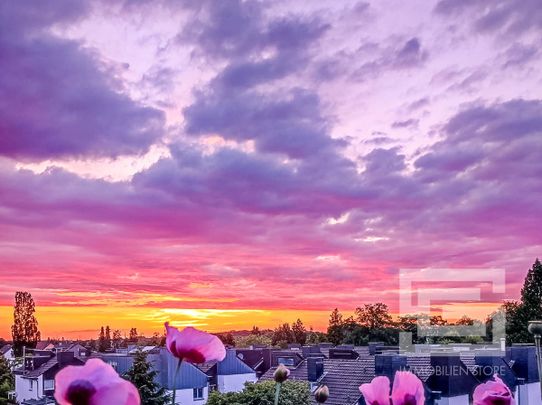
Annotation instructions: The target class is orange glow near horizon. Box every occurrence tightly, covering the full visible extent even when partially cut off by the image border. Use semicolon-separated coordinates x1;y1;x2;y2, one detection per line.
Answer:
0;301;503;340
0;305;332;340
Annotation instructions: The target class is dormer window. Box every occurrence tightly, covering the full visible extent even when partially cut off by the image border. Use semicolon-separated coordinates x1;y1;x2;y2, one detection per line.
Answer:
277;357;295;366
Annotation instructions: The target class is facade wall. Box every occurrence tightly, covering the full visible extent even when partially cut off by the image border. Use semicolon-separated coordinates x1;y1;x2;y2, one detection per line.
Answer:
217;373;257;393
516;382;542;404
15;375;43;403
169;387;209;405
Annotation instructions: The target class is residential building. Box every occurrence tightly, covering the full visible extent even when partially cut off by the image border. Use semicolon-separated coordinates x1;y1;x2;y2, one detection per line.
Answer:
13;350;84;404
196;349;257;393
1;344;14;363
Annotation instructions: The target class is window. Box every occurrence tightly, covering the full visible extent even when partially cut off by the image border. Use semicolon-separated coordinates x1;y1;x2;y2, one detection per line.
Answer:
108;361;118;370
44;379;55;390
277;357;295;366
193;387;204;400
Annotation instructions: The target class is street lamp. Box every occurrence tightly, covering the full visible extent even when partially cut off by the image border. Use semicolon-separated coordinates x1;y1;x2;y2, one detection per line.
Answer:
528;320;542;399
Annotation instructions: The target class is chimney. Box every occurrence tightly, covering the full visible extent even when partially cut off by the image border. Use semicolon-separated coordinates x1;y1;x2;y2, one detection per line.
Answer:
57;351;74;366
307;357;324;382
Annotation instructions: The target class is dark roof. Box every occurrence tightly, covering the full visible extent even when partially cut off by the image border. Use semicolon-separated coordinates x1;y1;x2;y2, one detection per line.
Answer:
21;398;56;405
318;358;375;405
217;350;255;375
406;354;432;382
35;342;53;350
260;359;309;382
17;354;85;378
195;361;217;374
425;355;479;397
0;344;11;355
261;356;375;405
25;356;58;377
236;349;265;370
195;350;255;376
159;349;209;390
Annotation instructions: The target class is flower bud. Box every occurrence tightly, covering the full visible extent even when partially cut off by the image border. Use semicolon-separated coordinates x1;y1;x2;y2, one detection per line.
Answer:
315;385;329;403
274;364;290;383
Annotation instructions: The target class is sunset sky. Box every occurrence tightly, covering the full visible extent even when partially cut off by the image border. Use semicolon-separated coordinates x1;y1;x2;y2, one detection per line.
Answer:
1;0;541;339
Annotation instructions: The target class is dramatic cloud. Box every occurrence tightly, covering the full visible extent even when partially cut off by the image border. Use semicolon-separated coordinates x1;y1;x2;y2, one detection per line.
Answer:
0;1;164;160
0;0;541;337
435;0;542;36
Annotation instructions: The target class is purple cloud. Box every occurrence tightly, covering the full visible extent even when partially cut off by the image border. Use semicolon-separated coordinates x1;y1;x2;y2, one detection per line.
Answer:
0;1;164;161
435;0;542;37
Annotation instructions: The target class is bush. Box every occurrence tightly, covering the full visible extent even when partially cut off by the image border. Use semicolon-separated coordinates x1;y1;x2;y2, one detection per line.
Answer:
207;380;310;405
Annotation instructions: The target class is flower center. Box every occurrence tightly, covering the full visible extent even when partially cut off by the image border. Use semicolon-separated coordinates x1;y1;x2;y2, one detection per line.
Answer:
403;394;417;405
66;379;96;405
179;348;206;363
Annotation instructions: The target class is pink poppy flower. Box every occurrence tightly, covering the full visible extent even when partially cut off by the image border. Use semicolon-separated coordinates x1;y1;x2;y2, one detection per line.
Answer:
360;375;391;405
54;358;140;405
473;375;515;405
164;322;226;363
391;371;425;405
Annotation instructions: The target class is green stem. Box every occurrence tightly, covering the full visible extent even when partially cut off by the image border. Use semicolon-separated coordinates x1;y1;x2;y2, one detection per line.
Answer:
274;382;282;405
172;359;182;405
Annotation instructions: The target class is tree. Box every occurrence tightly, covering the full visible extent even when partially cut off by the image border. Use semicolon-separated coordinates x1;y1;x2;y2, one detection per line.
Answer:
430;315;448;326
218;333;235;347
124;350;170;405
272;323;294;347
511;259;542;343
129;328;138;342
11;292;41;357
207;380;310;405
104;326;112;350
355;303;393;329
235;333;273;348
112;329;123;348
291;319;307;345
98;327;107;352
327;308;345;345
456;315;474;326
0;355;14;405
306;327;327;344
251;326;261;335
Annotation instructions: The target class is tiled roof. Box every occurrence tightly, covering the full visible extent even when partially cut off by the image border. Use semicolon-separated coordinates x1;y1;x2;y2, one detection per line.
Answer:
317;358;375;405
35;342;53;350
260;359;309;382
0;344;11;355
24;357;58;378
459;351;477;373
261;356;375;405
195;361;217;373
406;354;432;382
353;346;370;357
320;347;330;358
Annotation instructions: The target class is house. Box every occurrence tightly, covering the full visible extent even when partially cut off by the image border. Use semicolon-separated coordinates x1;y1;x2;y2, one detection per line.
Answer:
65;343;91;358
196;349;257;393
128;345;160;355
13;350;85;404
161;352;210;404
96;347;211;405
261;347;376;405
34;342;55;351
508;345;541;404
1;344;14;363
236;346;306;378
256;342;542;405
